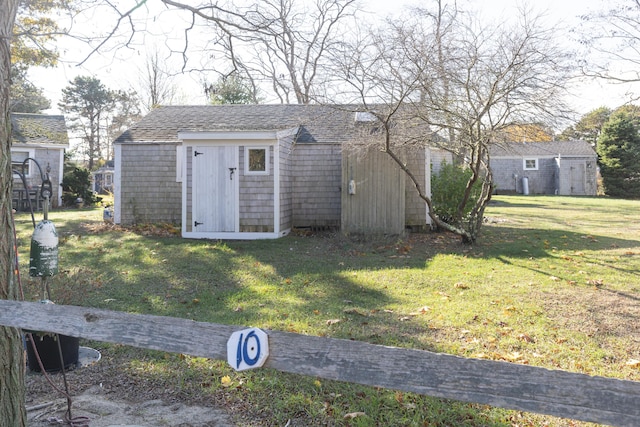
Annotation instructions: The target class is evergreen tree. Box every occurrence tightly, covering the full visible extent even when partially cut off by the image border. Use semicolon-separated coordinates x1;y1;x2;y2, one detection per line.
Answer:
597;110;640;198
205;74;257;105
59;76;115;169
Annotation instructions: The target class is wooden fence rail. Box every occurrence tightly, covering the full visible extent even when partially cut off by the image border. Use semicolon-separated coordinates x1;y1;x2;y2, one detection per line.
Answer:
1;299;639;427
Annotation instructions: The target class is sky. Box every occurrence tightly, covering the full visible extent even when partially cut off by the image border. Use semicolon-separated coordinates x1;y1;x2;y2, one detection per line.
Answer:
27;0;639;122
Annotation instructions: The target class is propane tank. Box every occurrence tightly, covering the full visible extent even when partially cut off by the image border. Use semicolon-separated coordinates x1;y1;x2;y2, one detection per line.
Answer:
29;220;59;277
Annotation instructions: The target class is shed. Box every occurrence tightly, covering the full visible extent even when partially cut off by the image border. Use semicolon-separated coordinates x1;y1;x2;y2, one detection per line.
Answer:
91;161;115;194
489;141;598;196
11;113;69;209
113;104;433;239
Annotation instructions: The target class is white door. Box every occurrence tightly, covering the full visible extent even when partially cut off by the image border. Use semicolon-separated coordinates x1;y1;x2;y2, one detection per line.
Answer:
192;146;238;232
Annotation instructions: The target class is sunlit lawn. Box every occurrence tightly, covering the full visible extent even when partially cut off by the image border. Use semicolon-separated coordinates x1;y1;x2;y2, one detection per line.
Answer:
16;195;640;426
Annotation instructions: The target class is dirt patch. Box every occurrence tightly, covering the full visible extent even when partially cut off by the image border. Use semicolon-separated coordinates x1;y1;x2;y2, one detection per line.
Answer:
540;286;640;353
26;349;235;427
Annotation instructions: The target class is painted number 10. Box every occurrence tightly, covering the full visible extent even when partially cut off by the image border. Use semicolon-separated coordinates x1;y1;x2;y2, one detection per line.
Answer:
226;328;269;371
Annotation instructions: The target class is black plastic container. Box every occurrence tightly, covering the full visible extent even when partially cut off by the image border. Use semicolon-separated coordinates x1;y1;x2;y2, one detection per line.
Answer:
26;333;79;372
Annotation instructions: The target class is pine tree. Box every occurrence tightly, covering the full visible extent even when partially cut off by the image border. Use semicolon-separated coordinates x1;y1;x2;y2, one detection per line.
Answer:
597;111;640;198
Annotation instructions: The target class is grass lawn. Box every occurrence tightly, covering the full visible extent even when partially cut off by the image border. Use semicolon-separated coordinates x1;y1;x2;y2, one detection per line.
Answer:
15;195;640;426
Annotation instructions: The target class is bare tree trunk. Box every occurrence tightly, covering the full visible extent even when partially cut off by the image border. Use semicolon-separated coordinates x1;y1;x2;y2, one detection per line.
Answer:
0;1;26;424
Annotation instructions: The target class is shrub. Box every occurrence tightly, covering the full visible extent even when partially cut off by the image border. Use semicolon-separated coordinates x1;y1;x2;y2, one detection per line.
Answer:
431;162;483;226
61;166;100;206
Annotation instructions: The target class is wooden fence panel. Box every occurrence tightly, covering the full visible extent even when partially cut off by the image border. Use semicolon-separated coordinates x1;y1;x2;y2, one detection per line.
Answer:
1;300;639;427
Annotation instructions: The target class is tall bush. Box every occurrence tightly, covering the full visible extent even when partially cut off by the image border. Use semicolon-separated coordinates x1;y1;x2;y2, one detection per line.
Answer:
61;166;99;206
431;163;483;227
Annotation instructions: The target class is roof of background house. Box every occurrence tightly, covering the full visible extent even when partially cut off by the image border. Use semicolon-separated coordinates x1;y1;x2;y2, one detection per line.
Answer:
489;140;597;158
10;113;69;146
113;104;410;145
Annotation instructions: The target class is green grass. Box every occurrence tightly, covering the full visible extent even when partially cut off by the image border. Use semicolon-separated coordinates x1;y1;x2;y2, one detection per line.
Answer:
15;196;640;426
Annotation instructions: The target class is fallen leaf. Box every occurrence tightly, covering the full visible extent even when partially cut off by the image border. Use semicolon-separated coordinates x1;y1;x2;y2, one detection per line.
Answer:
454;282;469;289
344;412;366;419
626;359;640;368
326;319;341;325
518;333;535;343
505;352;523;361
409;306;430;316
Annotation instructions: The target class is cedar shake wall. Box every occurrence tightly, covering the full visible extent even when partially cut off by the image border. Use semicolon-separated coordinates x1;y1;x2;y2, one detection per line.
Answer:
119;144;182;225
291;143;342;228
239;146;275;232
491;158;522;194
431;149;453;175
13;148;64;208
492;157;557;195
279;134;294;232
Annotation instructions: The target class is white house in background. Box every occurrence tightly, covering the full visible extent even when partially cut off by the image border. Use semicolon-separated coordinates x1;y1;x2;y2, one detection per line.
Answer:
11;113;69;210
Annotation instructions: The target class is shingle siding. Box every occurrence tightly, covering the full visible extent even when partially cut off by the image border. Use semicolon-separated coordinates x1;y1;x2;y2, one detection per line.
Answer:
279;134;294;233
291;144;341;228
119;144;181;224
489;141;598;196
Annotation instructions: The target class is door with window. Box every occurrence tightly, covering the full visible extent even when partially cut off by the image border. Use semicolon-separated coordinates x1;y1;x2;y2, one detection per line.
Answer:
192;145;238;232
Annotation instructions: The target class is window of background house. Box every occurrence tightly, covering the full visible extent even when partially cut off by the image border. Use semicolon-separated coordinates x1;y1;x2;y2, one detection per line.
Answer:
523;158;538;171
245;147;269;175
11;150;34;177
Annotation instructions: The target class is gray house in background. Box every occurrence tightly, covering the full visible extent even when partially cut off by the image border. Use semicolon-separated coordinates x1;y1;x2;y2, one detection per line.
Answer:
11;113;69;209
113;104;433;239
489;140;598;196
91;161;115;194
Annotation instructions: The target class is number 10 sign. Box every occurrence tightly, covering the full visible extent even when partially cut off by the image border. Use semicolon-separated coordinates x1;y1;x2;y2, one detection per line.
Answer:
227;328;269;371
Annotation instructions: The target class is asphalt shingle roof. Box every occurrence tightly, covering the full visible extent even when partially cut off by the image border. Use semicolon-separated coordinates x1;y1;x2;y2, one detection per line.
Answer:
489;140;597;157
11;113;69;145
114;104;378;144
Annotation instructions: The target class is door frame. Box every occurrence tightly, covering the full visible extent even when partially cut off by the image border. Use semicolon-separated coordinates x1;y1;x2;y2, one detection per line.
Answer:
179;131;286;240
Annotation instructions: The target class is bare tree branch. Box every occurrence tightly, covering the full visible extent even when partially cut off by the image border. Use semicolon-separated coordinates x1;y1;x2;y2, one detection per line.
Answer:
338;1;574;243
